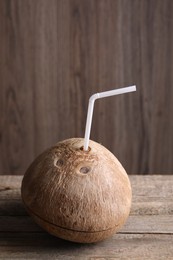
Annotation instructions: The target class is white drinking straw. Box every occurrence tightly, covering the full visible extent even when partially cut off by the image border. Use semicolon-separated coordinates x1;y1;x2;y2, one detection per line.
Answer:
83;85;136;151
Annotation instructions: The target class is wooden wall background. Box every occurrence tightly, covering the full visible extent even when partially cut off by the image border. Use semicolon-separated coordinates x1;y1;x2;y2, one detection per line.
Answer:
0;0;173;175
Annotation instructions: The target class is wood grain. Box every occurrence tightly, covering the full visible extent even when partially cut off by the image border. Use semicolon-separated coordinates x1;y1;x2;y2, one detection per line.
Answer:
1;215;173;234
1;175;173;216
0;234;173;260
0;175;173;259
0;0;173;174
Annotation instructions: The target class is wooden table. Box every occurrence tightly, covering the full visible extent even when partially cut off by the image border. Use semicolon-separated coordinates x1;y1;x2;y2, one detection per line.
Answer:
0;175;173;259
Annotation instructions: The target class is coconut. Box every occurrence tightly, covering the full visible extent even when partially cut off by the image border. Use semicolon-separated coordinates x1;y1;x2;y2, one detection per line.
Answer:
21;138;132;243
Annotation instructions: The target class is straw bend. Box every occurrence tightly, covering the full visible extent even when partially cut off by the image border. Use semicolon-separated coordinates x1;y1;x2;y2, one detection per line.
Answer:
89;93;100;103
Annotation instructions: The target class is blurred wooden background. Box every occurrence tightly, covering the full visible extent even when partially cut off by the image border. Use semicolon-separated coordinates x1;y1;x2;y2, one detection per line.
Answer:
0;0;173;175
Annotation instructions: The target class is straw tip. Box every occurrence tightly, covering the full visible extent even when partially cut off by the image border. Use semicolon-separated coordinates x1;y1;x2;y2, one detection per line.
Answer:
133;85;137;91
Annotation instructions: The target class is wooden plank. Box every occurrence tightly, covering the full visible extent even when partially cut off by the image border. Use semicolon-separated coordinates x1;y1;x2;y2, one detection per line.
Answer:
131;175;173;198
0;176;21;200
0;176;173;216
0;233;173;259
0;197;173;217
0;214;172;234
1;199;173;217
1;193;173;216
0;176;173;259
0;216;41;232
0;200;26;216
0;175;21;187
123;215;173;234
130;175;173;215
1;175;173;194
131;201;173;215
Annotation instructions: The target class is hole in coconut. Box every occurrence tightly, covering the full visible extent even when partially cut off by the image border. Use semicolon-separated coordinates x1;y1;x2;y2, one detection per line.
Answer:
80;146;91;152
55;159;64;167
80;166;91;174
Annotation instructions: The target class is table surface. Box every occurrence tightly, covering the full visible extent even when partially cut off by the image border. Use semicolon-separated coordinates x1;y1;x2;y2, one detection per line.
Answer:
0;175;173;259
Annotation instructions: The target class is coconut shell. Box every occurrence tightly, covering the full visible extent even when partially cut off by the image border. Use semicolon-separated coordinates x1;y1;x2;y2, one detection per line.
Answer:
21;138;132;243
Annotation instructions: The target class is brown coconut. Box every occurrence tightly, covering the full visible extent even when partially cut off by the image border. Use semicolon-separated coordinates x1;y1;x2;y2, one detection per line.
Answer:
21;138;132;243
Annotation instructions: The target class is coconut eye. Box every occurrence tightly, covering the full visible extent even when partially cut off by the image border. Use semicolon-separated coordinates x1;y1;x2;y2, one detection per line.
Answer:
80;166;91;174
55;159;64;167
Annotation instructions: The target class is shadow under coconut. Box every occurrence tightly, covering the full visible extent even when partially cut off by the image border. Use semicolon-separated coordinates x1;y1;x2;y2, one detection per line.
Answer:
1;199;101;254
